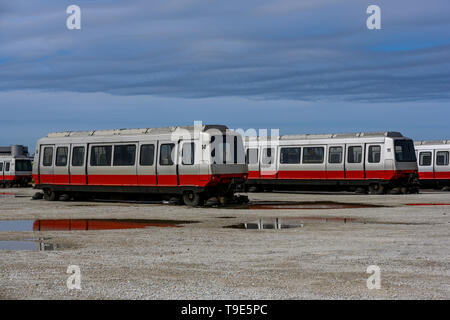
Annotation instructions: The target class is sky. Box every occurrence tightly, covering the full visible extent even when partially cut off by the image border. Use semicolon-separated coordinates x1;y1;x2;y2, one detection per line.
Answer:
0;0;449;151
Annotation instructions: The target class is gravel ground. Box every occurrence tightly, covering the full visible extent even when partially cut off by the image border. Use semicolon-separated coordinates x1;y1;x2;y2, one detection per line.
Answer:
0;188;449;299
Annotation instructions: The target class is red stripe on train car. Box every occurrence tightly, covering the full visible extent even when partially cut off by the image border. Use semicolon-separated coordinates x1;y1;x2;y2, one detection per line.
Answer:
434;172;450;179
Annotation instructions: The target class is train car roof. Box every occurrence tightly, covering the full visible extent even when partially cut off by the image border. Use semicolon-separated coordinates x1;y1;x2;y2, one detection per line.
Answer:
245;131;404;141
415;140;450;145
45;124;229;138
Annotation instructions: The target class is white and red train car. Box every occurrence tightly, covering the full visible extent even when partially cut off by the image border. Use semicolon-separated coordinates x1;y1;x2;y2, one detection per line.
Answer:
0;145;32;188
32;125;247;205
414;141;450;190
244;131;418;194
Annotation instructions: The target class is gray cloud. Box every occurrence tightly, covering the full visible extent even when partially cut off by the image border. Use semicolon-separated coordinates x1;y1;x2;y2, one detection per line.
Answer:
0;0;449;102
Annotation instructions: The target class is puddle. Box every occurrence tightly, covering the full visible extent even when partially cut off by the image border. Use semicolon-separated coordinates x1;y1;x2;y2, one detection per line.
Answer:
0;219;196;232
0;239;62;251
229;201;382;210
226;218;306;230
0;192;15;197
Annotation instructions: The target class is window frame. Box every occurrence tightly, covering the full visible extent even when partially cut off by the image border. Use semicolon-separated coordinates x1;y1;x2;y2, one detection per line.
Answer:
42;147;54;167
113;144;136;167
159;143;175;166
71;146;85;167
347;146;363;164
181;142;195;166
302;146;325;164
436;151;449;166
90;145;113;167
139;144;155;166
55;146;69;167
419;151;432;167
328;146;343;164
368;145;382;164
280;147;301;164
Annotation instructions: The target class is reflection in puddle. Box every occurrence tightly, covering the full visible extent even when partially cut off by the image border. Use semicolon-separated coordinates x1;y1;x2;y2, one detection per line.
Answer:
0;192;15;197
227;218;305;230
0;219;196;232
231;201;382;210
226;216;356;230
0;239;61;251
32;219;196;231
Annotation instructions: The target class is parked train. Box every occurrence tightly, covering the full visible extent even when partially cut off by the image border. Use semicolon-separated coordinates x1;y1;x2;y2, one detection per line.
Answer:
32;125;248;206
415;141;450;190
0;145;32;188
244;131;419;194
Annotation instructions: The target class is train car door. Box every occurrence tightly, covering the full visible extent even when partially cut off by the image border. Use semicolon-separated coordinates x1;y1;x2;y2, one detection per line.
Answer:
39;145;55;184
300;145;327;179
156;140;178;186
178;140;200;186
69;144;88;185
246;147;260;179
260;145;277;179
53;144;71;184
345;144;365;180
326;145;345;180
137;141;157;185
365;143;384;179
434;149;450;180
417;149;434;180
111;143;138;185
277;145;302;180
0;161;4;181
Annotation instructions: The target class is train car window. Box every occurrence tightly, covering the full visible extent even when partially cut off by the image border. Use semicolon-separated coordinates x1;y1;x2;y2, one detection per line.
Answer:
0;162;3;171
113;145;136;166
303;147;324;164
90;146;112;166
262;148;274;165
436;151;449;166
182;142;195;165
419;152;432;166
280;148;301;164
72;147;85;166
160;144;175;166
56;147;69;166
394;140;416;162
15;160;32;171
140;144;155;166
5;162;10;172
368;145;381;163
43;147;53;167
246;148;258;164
328;147;343;164
348;146;362;163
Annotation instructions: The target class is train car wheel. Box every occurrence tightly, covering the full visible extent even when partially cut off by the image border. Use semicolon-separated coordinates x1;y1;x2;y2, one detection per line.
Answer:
183;192;202;206
368;184;384;195
44;190;58;201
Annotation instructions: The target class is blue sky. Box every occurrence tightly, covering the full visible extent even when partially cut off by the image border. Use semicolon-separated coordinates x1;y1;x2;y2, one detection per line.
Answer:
0;0;449;151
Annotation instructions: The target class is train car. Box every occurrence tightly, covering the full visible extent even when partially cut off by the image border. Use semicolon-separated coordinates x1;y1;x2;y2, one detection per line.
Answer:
0;145;32;188
244;131;418;194
414;141;450;190
32;125;248;206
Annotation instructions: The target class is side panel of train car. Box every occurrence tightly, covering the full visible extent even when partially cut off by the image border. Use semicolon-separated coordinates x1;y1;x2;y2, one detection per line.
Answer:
0;157;32;187
415;141;450;189
244;132;418;194
32;125;248;205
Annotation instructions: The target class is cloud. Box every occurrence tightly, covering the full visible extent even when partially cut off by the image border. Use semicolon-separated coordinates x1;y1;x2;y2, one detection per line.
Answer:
0;0;449;102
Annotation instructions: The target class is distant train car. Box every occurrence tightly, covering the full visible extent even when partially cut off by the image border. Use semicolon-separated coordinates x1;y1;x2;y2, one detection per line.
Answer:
0;145;32;188
32;125;247;205
415;141;450;190
244;132;418;194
